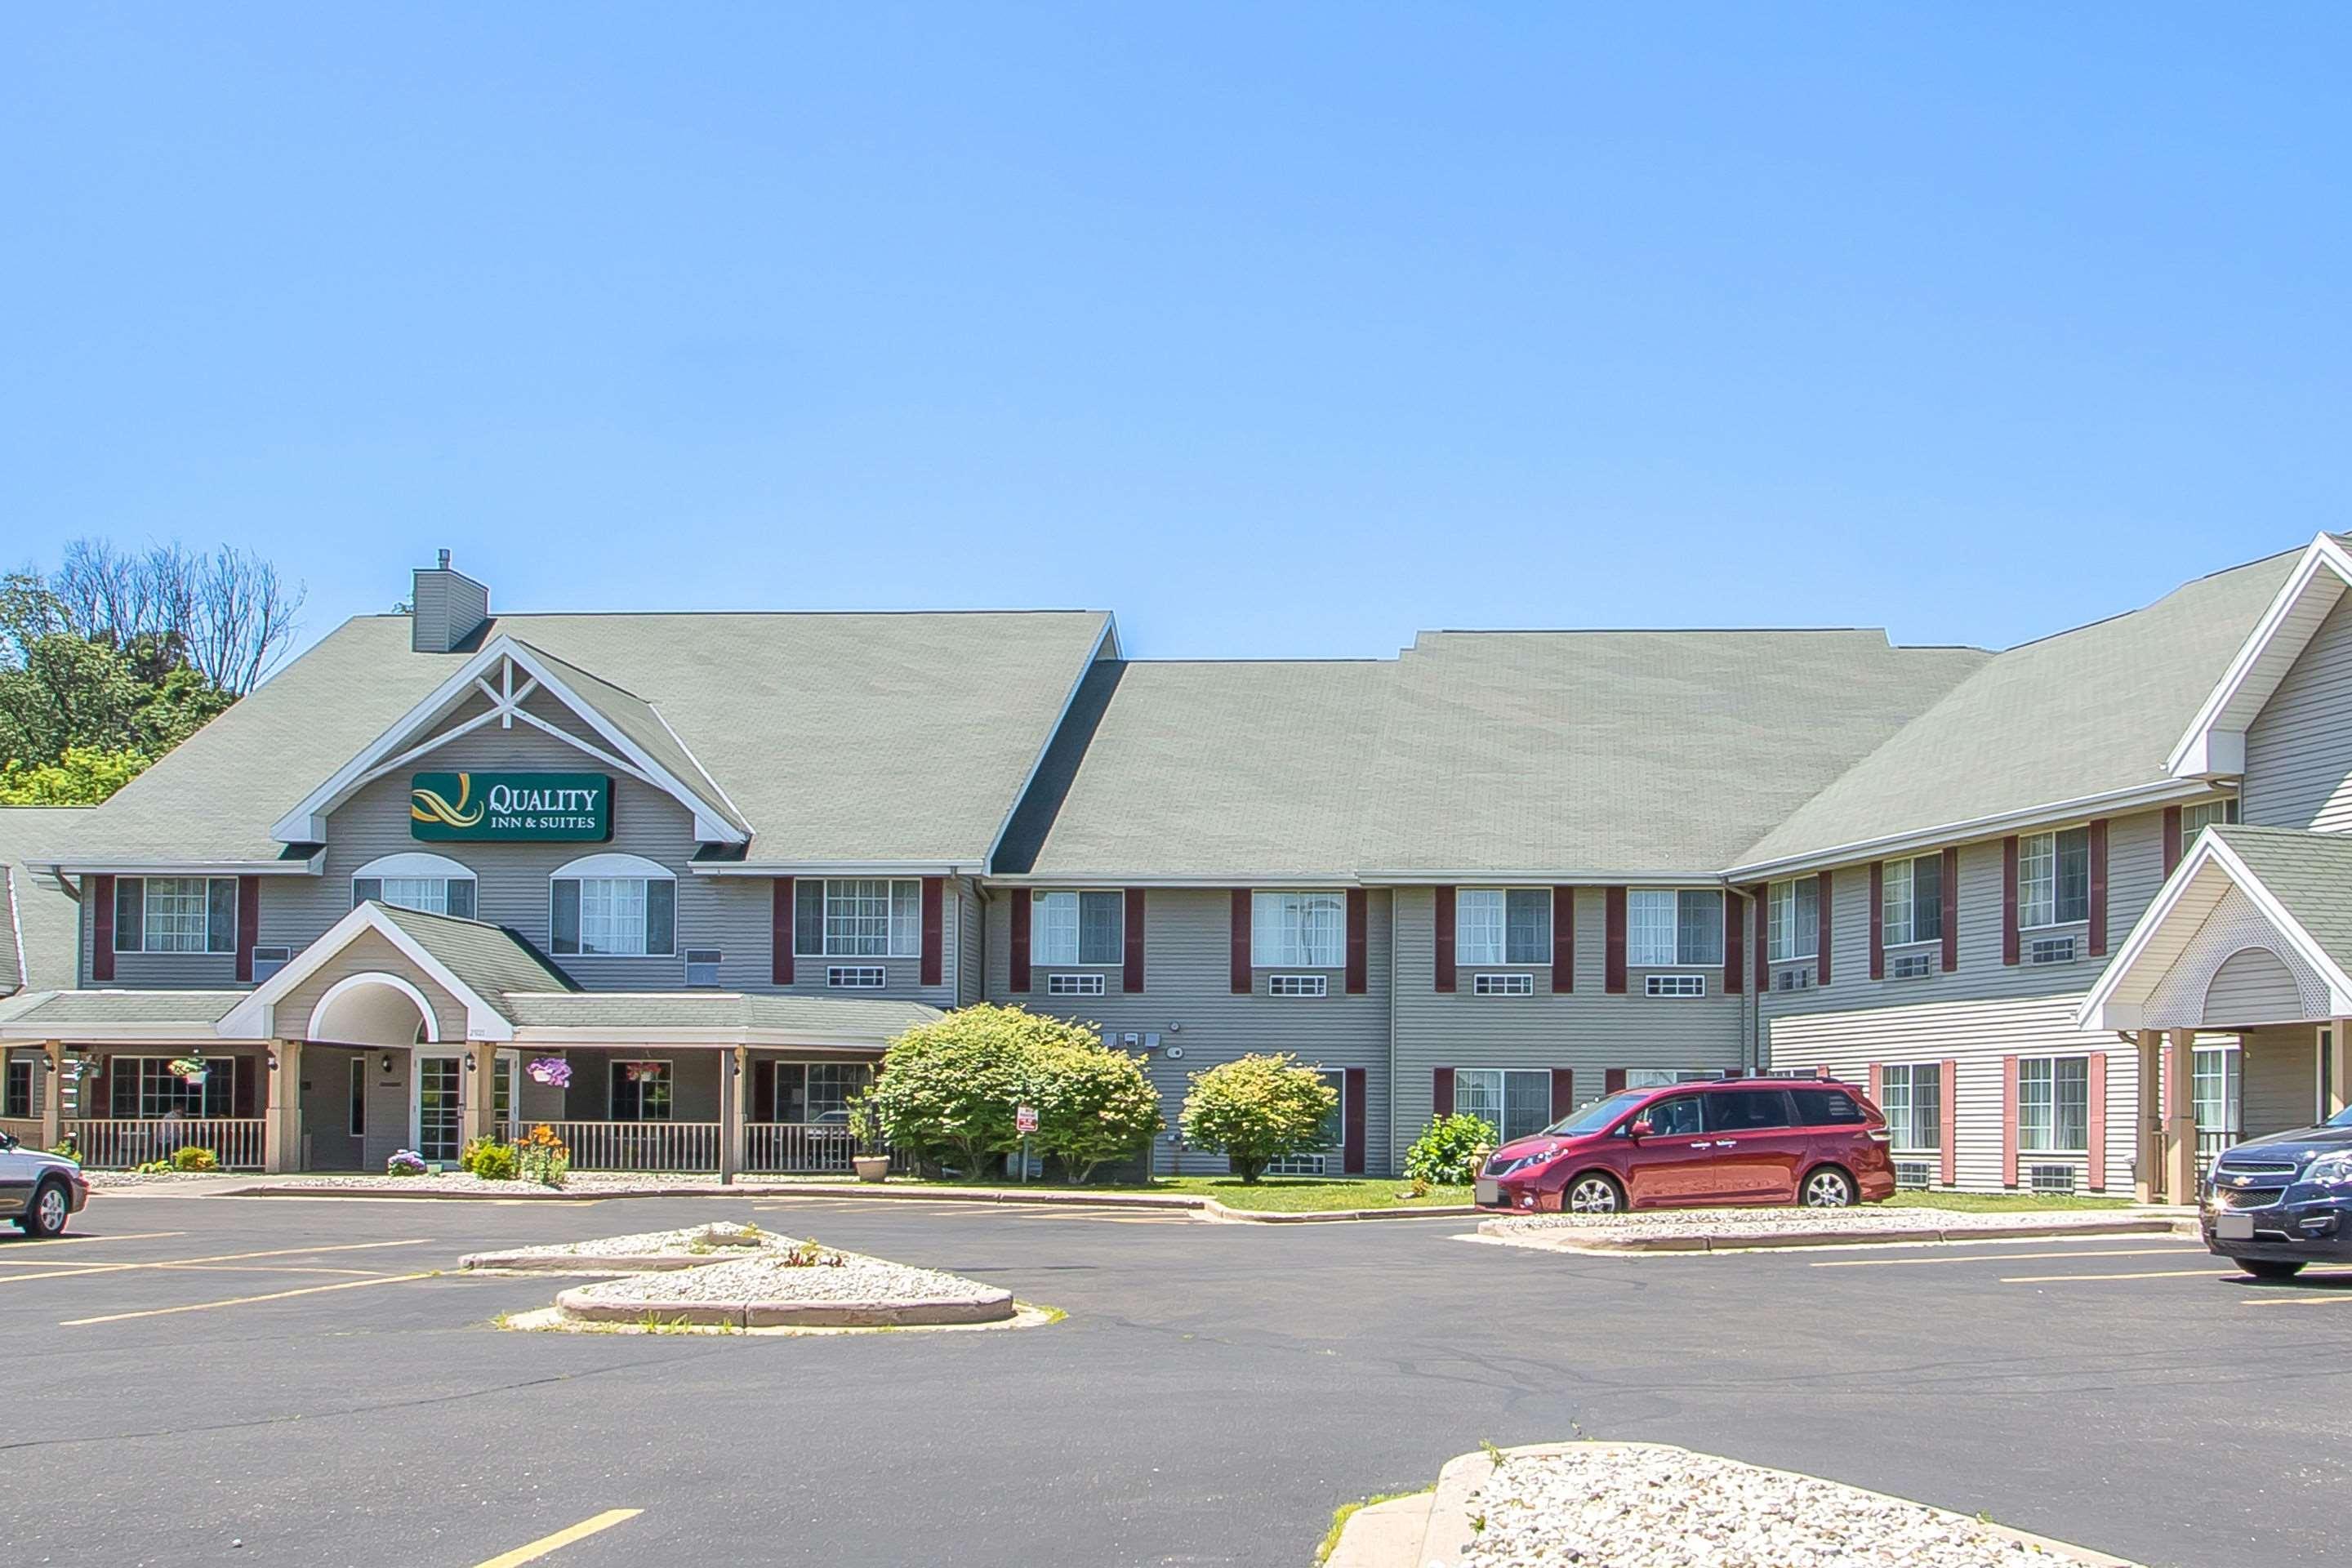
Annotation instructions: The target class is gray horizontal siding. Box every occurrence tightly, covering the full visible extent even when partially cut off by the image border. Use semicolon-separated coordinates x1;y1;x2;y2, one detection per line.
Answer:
2245;590;2352;832
2241;1025;2321;1138
982;887;1394;1175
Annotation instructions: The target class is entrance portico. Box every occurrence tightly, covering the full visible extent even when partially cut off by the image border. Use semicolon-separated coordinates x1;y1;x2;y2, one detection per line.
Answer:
2082;823;2352;1201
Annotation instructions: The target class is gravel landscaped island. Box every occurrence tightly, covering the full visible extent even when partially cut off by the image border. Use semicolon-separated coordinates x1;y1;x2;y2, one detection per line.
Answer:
462;1221;786;1272
555;1241;1016;1327
1449;1446;2132;1567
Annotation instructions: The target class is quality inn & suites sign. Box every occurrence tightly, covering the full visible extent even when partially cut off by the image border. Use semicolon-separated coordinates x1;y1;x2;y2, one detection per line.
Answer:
411;772;612;842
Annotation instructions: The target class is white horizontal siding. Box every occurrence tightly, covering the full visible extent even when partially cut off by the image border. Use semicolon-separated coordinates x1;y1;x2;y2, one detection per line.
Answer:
2244;590;2352;832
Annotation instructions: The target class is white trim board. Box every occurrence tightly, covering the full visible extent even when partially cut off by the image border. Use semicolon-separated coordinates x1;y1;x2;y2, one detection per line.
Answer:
215;902;516;1042
2167;531;2352;779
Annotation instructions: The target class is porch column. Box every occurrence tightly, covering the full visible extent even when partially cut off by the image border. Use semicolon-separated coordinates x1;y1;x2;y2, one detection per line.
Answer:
2330;1022;2352;1120
2135;1029;2163;1206
265;1039;304;1174
40;1040;65;1150
2164;1027;2198;1205
722;1047;748;1184
462;1040;494;1148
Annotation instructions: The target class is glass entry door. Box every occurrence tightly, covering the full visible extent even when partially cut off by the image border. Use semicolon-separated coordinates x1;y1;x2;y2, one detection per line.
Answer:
416;1054;463;1161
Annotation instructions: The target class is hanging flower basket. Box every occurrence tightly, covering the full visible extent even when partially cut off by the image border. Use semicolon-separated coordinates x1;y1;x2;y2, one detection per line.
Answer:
167;1057;210;1086
622;1061;662;1083
526;1057;572;1089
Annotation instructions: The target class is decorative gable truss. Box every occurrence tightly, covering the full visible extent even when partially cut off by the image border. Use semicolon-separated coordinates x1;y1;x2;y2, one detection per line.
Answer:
269;635;750;848
2169;531;2352;778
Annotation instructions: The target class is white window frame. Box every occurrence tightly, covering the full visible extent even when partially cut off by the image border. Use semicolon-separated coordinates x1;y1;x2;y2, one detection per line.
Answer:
1880;853;1943;949
2180;795;2238;848
1628;889;1723;968
1453;1067;1552;1143
1880;1062;1942;1154
795;878;923;959
354;852;478;919
608;1058;674;1122
1455;889;1552;967
1766;877;1819;964
2193;1042;2242;1138
1267;1068;1347;1176
2017;1055;2089;1154
114;875;239;956
1031;889;1125;968
1252;890;1346;969
1625;1068;1717;1089
2018;827;2091;931
550;852;676;959
110;1055;238;1120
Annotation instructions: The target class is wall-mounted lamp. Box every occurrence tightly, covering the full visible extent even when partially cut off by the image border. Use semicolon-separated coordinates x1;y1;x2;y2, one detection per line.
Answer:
265;1051;279;1072
463;1055;477;1073
380;1053;395;1076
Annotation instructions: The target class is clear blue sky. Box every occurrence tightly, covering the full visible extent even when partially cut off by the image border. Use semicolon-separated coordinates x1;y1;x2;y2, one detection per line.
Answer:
5;4;2344;665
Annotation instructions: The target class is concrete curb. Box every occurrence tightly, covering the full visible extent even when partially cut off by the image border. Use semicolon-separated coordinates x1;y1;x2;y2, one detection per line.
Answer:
459;1250;722;1272
1337;1441;2144;1567
219;1179;1473;1223
550;1282;1016;1329
1477;1214;2193;1253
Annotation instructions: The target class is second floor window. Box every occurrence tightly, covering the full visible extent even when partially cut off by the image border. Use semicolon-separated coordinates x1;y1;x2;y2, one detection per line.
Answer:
2018;827;2091;929
1457;889;1551;965
1881;854;1943;947
1630;889;1722;967
2180;795;2238;847
1032;890;1124;966
113;875;237;955
354;853;477;920
1253;890;1345;968
794;878;921;958
550;853;676;957
1766;877;1819;964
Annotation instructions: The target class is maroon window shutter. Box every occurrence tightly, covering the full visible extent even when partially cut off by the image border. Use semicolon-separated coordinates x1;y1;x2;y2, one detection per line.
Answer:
1009;891;1032;993
771;878;794;985
1603;887;1628;994
2086;1051;2108;1192
919;876;945;986
1753;883;1768;989
1940;1058;1958;1187
1343;1068;1367;1174
1551;886;1575;992
1605;1067;1627;1096
1432;886;1457;993
1123;888;1147;993
2001;1054;2020;1186
1940;849;1960;973
1549;1067;1575;1121
1723;894;1744;995
1815;871;1833;985
2001;836;2021;966
2087;818;2109;957
2162;804;2184;876
1344;888;1368;995
753;1059;776;1121
1229;889;1252;994
91;875;116;982
1432;1067;1454;1118
1867;862;1884;981
234;875;261;984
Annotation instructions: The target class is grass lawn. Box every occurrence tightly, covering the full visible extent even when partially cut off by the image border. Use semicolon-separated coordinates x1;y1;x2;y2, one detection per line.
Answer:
1881;1191;2136;1212
753;1173;1474;1211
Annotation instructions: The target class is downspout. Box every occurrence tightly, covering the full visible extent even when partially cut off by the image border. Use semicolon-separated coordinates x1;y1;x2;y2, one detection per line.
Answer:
1735;885;1761;1075
1387;889;1399;1178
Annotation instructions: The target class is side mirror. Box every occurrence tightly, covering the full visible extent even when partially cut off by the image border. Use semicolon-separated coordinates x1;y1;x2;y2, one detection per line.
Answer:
1628;1118;1654;1142
0;1132;17;1152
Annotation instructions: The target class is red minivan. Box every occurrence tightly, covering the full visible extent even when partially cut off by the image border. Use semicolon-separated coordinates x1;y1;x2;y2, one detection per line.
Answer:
1473;1076;1896;1214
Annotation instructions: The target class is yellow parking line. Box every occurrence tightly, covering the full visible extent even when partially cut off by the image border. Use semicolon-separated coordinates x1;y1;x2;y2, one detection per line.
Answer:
2004;1264;2352;1285
1812;1247;2198;1269
62;1270;438;1325
472;1508;643;1567
2243;1290;2352;1306
0;1230;185;1253
2;1238;434;1287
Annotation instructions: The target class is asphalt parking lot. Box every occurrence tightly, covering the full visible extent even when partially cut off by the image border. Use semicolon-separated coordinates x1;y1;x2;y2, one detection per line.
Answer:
3;1192;2347;1568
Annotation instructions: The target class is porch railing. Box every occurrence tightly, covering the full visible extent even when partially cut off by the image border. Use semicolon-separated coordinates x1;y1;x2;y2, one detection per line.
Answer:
65;1117;265;1170
531;1120;722;1173
2196;1128;2242;1182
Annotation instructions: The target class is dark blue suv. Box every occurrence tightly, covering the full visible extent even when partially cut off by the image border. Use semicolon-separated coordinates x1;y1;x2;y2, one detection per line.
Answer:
2203;1106;2352;1278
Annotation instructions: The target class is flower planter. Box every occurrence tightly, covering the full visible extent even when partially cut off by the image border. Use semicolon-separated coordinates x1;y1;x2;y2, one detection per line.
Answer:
851;1155;891;1184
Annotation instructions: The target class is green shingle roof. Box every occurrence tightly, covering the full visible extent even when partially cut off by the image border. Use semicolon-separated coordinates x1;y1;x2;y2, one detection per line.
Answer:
369;902;579;1000
0;990;242;1027
0;808;90;995
499;991;939;1040
2212;825;2352;978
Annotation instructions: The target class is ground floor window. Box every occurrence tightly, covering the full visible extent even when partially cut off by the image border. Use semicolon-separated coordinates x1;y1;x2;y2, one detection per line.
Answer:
2018;1056;2088;1153
109;1057;238;1120
1880;1062;1942;1153
769;1062;873;1122
608;1060;673;1121
2194;1045;2241;1138
1454;1067;1551;1143
3;1059;31;1118
1267;1069;1346;1175
1625;1068;1716;1089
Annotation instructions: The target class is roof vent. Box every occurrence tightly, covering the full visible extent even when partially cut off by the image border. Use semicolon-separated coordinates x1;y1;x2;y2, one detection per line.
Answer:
411;549;491;654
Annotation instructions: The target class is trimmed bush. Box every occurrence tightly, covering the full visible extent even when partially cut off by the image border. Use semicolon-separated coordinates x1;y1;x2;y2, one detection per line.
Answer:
169;1145;220;1173
1180;1053;1338;1185
462;1138;519;1182
1402;1113;1497;1187
1030;1042;1162;1184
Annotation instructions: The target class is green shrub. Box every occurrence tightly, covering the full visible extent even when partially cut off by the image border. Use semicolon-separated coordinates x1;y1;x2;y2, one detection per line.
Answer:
867;1003;1150;1179
170;1145;220;1173
466;1140;519;1182
1402;1113;1497;1187
134;1158;172;1174
1179;1053;1338;1185
1031;1041;1162;1184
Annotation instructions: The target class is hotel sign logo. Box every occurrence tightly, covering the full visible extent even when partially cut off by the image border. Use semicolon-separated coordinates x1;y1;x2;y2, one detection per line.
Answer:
411;772;612;842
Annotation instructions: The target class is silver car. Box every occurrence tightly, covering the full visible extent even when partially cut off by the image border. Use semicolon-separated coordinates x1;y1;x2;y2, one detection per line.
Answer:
0;1132;89;1238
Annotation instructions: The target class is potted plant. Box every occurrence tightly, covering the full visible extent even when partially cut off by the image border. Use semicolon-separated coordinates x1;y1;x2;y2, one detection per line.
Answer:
847;1095;889;1183
167;1055;209;1088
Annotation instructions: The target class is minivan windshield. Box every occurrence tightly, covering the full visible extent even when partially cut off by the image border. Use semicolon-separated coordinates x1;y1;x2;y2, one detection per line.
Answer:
1543;1089;1647;1138
2329;1105;2352;1129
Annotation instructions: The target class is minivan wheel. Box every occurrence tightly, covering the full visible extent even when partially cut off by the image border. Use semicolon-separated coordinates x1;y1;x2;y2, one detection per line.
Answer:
1564;1174;1625;1214
20;1181;69;1238
1800;1168;1856;1208
2234;1258;2305;1281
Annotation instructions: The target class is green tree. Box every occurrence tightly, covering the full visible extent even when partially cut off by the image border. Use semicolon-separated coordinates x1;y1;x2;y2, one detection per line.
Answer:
0;746;151;805
1180;1053;1339;1185
866;1004;1108;1178
1402;1112;1499;1187
1030;1040;1163;1184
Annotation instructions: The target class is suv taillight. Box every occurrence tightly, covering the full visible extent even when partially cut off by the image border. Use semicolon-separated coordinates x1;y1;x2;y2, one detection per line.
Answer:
1865;1128;1891;1143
